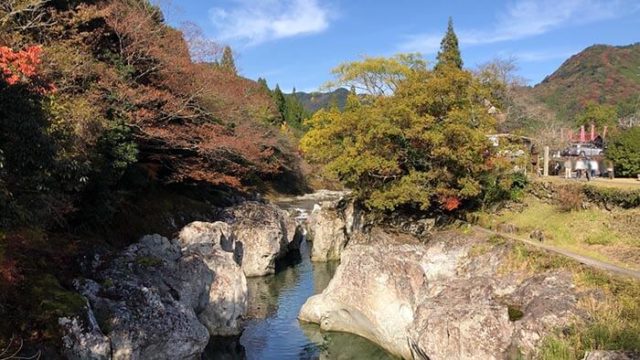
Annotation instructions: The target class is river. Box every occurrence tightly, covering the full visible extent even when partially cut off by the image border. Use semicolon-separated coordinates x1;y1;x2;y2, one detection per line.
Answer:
203;191;394;360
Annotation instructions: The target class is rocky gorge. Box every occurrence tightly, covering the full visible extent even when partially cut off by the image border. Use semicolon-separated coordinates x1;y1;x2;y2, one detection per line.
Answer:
58;194;600;359
58;201;305;359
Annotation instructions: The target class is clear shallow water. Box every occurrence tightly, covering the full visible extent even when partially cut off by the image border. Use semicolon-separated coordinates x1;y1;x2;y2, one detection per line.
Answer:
203;194;394;360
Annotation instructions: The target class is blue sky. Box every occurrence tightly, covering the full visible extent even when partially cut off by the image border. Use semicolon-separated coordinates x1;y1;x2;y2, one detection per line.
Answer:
159;0;640;93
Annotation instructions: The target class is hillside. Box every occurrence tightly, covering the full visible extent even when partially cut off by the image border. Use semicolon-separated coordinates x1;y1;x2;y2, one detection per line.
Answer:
293;87;350;113
532;43;640;122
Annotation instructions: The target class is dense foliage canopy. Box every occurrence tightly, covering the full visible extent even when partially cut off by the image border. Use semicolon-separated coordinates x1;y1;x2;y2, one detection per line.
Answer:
607;127;640;177
301;52;517;212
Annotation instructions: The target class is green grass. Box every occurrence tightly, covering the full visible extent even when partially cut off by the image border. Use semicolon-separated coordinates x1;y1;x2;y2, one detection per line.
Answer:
499;241;640;359
486;197;640;270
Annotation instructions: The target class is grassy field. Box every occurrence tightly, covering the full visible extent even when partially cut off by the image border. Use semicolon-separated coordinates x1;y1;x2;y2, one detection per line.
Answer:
478;196;640;271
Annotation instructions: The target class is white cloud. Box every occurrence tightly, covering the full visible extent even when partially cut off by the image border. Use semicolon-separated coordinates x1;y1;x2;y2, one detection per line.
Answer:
210;0;333;46
400;0;636;53
514;49;579;62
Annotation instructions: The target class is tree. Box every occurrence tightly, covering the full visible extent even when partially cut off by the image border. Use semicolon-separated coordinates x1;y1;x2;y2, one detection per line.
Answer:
576;102;618;128
220;45;237;74
301;54;504;212
606;127;640;177
284;88;308;129
272;84;287;123
435;17;463;72
324;53;426;96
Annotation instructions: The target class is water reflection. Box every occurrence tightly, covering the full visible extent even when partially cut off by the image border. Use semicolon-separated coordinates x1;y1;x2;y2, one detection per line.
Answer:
204;241;393;360
204;192;393;360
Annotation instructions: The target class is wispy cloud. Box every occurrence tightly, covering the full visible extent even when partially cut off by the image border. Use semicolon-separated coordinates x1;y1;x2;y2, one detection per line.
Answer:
210;0;334;46
400;0;637;53
514;49;579;62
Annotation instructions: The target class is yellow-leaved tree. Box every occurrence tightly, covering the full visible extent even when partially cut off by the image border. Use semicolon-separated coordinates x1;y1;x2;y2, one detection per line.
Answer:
301;22;519;212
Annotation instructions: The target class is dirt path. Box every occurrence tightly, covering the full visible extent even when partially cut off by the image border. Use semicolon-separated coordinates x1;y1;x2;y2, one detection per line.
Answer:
473;226;640;280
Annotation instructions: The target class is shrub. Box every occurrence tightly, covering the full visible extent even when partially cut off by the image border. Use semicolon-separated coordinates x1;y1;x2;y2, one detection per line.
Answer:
556;186;584;212
606;127;640;177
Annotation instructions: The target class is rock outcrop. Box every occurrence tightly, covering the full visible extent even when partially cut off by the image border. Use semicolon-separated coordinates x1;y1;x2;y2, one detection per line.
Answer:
178;221;248;336
62;227;252;359
224;202;303;276
299;232;584;359
71;235;212;360
307;199;361;261
60;201;305;359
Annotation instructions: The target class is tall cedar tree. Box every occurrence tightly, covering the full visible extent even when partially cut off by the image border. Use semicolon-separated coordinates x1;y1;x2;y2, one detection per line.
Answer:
273;84;287;123
435;17;463;71
220;46;237;74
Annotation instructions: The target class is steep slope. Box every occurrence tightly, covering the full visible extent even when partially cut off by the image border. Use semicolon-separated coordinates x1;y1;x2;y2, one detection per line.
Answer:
532;43;640;122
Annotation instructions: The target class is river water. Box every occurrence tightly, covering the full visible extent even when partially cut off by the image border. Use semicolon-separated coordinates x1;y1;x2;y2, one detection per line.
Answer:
203;192;394;360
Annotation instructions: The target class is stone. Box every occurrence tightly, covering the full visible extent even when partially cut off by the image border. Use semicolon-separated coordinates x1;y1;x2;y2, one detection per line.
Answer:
299;232;583;360
530;229;545;242
179;222;248;336
72;236;211;360
226;202;302;276
59;301;111;360
307;202;349;262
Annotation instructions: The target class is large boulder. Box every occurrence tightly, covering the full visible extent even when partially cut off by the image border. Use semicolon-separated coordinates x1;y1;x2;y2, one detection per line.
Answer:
58;301;111;360
71;235;211;360
299;232;584;360
225;202;303;276
307;199;362;261
178;221;248;336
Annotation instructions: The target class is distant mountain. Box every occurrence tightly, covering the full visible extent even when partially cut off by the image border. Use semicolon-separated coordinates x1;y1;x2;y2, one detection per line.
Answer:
532;43;640;122
292;88;350;113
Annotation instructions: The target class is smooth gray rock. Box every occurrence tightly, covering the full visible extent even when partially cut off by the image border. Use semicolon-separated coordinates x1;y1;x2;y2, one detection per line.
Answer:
226;202;303;276
300;233;584;360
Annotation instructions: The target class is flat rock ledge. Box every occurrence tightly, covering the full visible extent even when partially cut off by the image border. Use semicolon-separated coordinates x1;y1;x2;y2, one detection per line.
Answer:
299;233;586;360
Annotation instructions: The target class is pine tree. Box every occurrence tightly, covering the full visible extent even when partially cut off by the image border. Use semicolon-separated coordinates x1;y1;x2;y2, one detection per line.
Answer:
273;84;287;124
435;17;463;72
257;77;270;92
220;46;237;74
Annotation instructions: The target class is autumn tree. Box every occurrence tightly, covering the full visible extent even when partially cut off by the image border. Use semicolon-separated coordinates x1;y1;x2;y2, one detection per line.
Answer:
324;53;426;96
435;17;463;72
301;53;507;212
220;45;237;74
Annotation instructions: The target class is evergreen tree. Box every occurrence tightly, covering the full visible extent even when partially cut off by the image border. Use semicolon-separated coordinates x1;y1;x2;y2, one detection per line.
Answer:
257;77;270;93
273;84;287;123
435;17;463;72
285;89;308;129
220;46;237;74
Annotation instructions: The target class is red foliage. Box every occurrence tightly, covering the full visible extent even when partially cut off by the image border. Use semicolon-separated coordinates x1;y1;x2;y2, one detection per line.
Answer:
441;196;461;211
0;45;55;94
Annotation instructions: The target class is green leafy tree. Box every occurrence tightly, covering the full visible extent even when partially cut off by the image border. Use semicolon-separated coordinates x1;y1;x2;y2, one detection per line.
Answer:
324;53;426;96
220;45;237;74
435;17;463;72
576;102;618;128
607;127;640;177
301;55;503;212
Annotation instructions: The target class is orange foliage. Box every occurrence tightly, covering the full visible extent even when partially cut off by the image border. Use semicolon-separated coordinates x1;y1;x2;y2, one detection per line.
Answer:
441;196;461;211
0;45;55;93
